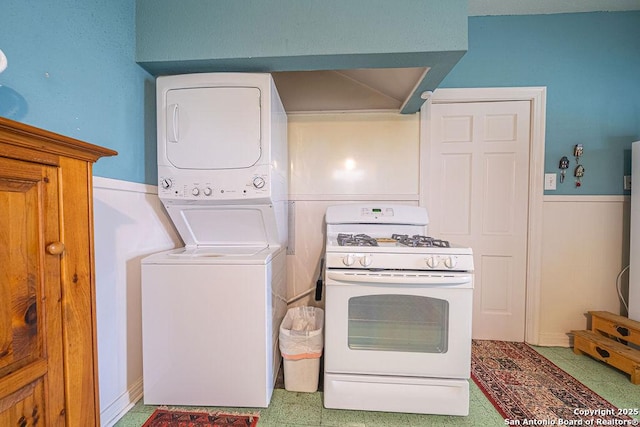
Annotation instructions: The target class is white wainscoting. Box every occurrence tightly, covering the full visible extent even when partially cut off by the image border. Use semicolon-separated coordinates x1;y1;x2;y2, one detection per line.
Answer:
93;177;181;427
538;195;630;347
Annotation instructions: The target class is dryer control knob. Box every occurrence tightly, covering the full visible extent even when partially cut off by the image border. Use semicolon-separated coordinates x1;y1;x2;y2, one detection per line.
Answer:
253;176;266;189
161;178;173;189
203;187;213;196
192;187;200;196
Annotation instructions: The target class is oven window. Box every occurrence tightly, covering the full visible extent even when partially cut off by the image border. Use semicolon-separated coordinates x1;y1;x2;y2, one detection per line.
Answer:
347;294;449;353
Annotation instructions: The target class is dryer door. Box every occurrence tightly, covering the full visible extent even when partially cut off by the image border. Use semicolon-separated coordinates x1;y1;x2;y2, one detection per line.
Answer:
165;86;262;169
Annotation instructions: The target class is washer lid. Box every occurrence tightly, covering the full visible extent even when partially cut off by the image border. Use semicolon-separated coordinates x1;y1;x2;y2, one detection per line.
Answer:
163;204;282;248
165;86;262;170
168;246;268;257
141;245;282;265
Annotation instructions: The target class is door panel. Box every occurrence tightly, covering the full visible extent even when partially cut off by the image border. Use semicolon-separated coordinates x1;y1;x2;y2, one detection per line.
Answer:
483;153;517;234
428;101;531;341
480;255;512;312
0;157;64;425
0;378;45;427
165;87;262;169
325;282;472;378
440;154;472;235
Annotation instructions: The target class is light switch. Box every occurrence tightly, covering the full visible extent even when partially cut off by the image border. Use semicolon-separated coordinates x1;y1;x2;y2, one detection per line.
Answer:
544;173;557;190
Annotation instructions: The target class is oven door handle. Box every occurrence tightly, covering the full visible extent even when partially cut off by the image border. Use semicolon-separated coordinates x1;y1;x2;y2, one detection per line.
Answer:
326;270;473;286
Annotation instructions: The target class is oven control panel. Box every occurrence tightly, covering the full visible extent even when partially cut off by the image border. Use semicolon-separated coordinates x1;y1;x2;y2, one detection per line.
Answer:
325;252;474;272
326;204;429;225
360;207;394;218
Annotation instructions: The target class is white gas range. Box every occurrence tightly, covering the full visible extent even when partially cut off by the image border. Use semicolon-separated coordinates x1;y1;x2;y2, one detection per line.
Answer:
323;204;474;416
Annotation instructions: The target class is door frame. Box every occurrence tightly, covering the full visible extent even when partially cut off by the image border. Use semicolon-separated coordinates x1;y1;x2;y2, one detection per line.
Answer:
419;87;547;345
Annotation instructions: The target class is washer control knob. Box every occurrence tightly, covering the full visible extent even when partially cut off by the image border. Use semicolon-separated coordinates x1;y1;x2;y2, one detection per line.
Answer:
192;187;200;196
203;187;213;196
360;255;372;267
426;257;440;268
253;176;266;189
161;178;173;189
343;254;356;266
444;256;458;269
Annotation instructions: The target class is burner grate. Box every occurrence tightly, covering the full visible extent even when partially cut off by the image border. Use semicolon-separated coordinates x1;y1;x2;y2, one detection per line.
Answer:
392;234;450;248
337;233;379;247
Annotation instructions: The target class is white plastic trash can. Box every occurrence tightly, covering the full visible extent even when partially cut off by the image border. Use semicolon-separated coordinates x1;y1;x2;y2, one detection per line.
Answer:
279;306;324;392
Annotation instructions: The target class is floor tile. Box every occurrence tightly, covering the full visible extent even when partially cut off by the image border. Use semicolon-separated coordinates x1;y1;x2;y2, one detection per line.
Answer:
113;412;153;427
112;345;639;427
259;389;323;426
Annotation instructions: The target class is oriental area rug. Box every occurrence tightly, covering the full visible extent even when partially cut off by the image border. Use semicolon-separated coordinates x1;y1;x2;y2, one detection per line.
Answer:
471;340;635;426
142;408;259;427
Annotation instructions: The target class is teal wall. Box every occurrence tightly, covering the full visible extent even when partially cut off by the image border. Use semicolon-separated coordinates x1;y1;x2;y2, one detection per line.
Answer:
2;4;639;193
0;0;154;184
136;0;467;66
442;12;640;195
135;0;468;113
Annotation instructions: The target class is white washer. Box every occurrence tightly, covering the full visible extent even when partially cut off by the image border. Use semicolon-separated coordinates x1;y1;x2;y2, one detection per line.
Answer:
141;73;288;407
141;244;286;407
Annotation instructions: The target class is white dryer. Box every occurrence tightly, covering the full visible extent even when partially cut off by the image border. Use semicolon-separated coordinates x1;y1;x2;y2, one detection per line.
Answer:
156;72;288;244
141;73;288;407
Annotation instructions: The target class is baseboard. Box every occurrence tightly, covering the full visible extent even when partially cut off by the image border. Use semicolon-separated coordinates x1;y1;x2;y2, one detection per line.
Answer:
536;332;572;348
100;377;144;427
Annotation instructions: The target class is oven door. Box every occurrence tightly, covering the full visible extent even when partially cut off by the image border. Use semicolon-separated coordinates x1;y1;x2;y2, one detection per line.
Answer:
324;269;473;379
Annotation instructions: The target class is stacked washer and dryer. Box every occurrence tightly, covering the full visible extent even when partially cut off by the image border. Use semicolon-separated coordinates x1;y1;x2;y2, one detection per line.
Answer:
141;73;288;407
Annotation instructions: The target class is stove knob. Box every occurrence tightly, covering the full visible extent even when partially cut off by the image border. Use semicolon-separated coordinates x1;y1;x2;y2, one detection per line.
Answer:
444;256;458;269
426;257;440;268
203;187;213;196
192;187;200;196
343;254;356;266
360;255;372;267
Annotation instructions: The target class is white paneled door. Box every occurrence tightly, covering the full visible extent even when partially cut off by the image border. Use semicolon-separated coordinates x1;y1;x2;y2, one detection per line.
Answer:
427;100;531;341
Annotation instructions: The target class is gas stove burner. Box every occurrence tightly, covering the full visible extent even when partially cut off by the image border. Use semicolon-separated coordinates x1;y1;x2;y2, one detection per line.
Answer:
391;234;450;248
337;233;379;247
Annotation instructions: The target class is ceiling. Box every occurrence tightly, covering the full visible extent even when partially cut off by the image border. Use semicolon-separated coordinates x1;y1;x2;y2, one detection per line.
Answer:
468;0;640;16
272;68;429;113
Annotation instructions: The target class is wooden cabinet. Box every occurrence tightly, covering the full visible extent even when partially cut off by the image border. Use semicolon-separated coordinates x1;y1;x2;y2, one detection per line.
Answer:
0;117;116;426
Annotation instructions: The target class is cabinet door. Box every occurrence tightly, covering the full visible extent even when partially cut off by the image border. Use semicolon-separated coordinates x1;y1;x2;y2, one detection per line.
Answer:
0;157;65;426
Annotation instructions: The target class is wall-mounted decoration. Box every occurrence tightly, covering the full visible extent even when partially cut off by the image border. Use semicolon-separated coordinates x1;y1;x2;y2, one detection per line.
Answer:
0;49;7;73
573;144;585;187
559;156;569;183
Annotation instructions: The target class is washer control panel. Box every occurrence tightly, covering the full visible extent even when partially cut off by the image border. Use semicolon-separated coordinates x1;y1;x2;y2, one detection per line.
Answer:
158;165;271;202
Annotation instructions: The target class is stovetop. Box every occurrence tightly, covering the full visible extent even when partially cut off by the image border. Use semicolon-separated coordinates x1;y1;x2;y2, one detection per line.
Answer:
336;233;451;248
325;232;473;271
324;204;473;271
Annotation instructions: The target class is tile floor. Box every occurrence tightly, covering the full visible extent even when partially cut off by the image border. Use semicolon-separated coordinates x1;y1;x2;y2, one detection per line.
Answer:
115;346;639;426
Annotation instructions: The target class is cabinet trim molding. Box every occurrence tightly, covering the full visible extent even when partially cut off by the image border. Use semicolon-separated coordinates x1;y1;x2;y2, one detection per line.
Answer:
0;117;117;163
